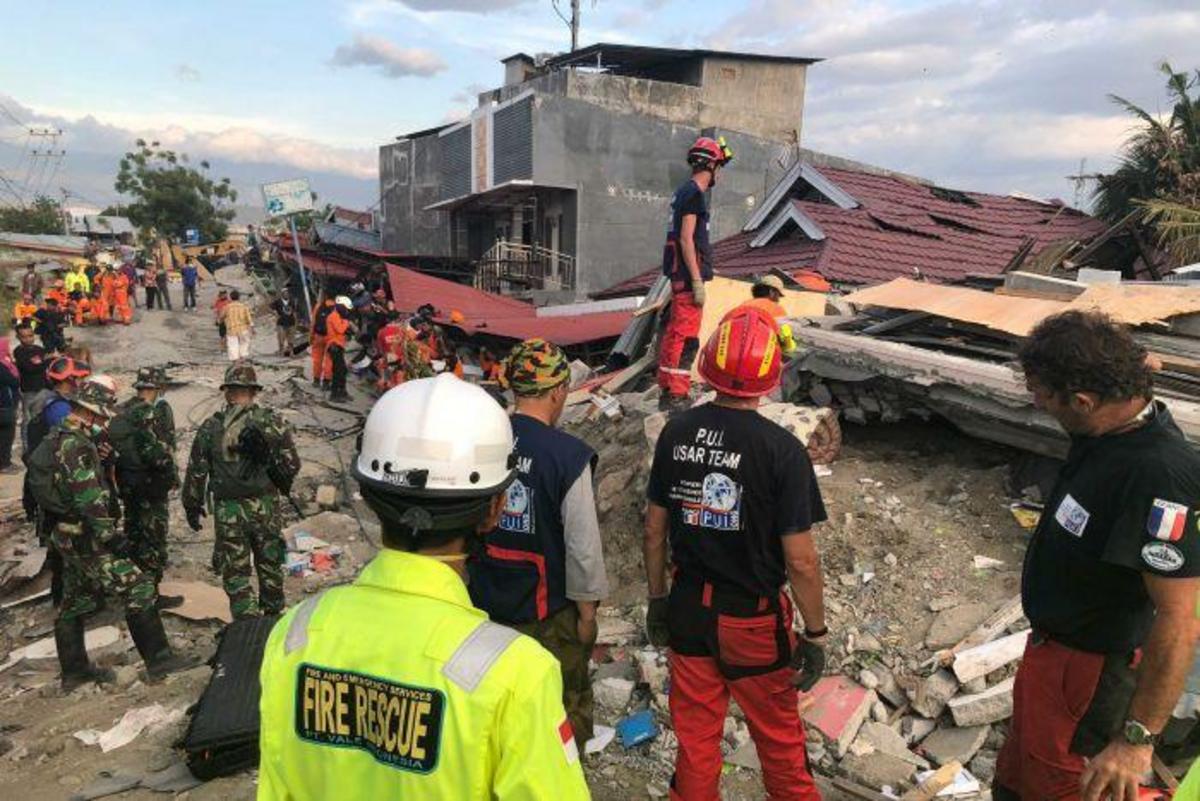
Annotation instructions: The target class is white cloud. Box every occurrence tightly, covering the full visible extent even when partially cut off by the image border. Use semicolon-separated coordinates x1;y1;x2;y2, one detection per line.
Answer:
330;34;447;78
707;0;1200;203
392;0;528;10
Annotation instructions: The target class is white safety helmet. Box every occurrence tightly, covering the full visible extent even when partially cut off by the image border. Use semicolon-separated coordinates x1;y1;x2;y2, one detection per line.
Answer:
353;374;515;498
335;295;352;310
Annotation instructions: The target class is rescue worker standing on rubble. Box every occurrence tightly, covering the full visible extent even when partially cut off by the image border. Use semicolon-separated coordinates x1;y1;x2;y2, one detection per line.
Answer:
995;311;1200;801
745;275;797;356
110;368;180;605
324;295;355;403
27;381;195;689
309;295;336;388
182;364;300;619
470;338;609;748
257;374;590;800
657;135;733;414
644;305;828;801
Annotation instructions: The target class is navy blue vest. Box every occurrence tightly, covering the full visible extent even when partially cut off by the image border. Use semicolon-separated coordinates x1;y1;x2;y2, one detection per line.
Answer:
469;414;596;624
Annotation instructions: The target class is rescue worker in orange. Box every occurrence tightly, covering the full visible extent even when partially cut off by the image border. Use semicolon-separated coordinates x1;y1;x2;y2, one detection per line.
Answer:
13;295;37;328
99;267;117;322
742;275;797;356
73;294;92;327
310;296;336;388
46;280;69;309
325;297;355;403
112;269;133;325
92;284;110;325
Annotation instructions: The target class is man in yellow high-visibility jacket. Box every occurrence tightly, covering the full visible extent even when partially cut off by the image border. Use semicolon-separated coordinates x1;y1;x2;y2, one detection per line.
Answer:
258;374;591;801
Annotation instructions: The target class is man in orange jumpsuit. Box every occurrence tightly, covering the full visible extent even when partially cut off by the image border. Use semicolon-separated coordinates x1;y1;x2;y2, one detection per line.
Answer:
310;296;336;387
13;295;37;328
99;268;117;323
325;297;354;403
73;295;92;326
92;284;110;325
46;280;69;309
113;270;132;325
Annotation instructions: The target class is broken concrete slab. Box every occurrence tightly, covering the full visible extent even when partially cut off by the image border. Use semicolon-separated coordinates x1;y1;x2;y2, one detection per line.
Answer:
757;403;842;464
902;716;938;746
867;664;908;708
726;739;761;771
593;677;635;711
918;725;990;767
952;629;1030;684
855;722;930;768
315;484;339;509
803;675;875;757
908;669;959;719
841;751;917;791
948;677;1015;726
925;603;992;649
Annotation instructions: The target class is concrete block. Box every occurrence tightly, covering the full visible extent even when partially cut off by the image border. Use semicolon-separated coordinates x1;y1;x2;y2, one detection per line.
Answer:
841;751;917;791
919;725;990;766
593;677;635;711
925;603;992;649
855;722;929;768
948;677;1015;726
908;669;960;719
803;675;874;757
902;716;938;746
315;484;338;509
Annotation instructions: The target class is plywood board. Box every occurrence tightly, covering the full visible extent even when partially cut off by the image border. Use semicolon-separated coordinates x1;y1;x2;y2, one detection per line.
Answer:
159;580;233;624
846;278;1068;337
1070;284;1200;327
692;277;827;379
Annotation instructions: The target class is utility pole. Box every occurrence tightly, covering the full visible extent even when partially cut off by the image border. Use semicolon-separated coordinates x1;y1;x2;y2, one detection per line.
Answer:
570;0;581;51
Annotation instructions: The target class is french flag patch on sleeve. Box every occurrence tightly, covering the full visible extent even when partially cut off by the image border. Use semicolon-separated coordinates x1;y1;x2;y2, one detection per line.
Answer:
1147;499;1189;542
559;719;579;764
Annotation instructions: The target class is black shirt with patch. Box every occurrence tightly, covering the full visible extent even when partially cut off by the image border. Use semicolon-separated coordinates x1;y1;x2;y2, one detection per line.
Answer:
647;403;827;598
1022;402;1200;654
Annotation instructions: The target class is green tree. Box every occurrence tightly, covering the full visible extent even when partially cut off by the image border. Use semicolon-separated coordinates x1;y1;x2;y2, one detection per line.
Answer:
1139;199;1200;264
1093;63;1200;223
0;196;65;234
114;139;238;242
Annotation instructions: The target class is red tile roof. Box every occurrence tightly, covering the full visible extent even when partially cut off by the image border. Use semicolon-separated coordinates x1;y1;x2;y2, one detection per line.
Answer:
596;165;1111;297
386;263;629;346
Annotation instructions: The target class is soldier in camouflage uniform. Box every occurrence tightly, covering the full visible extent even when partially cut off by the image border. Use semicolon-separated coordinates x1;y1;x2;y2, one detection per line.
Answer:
27;382;196;690
182;364;300;619
110;367;179;597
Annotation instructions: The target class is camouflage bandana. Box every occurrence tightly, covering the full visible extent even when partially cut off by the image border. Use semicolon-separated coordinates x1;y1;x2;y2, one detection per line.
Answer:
500;338;570;396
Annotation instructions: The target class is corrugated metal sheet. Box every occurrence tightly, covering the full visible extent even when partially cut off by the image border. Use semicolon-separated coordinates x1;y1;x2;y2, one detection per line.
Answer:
441;126;471;202
493;97;533;185
313;221;382;253
0;231;88;255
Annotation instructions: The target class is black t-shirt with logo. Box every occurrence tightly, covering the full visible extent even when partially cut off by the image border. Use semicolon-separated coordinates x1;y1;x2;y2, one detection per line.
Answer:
647;403;827;598
1022;402;1200;654
660;180;714;288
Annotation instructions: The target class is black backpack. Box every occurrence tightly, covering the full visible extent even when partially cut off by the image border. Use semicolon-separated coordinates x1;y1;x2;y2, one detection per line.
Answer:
26;428;70;516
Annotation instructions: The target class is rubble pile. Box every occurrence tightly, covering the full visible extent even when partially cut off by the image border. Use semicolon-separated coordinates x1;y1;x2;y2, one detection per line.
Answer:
560;386;1042;798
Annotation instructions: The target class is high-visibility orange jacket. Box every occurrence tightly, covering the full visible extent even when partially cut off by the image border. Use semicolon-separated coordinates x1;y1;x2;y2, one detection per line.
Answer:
326;309;350;348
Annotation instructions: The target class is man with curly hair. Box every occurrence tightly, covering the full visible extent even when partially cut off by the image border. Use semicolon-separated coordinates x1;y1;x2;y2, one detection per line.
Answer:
996;311;1200;801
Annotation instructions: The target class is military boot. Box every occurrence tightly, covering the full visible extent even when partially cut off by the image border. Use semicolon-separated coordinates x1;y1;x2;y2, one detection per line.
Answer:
126;608;200;680
55;617;116;691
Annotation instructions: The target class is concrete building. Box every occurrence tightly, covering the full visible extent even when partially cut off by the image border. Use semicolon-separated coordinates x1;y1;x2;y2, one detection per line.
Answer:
379;43;819;299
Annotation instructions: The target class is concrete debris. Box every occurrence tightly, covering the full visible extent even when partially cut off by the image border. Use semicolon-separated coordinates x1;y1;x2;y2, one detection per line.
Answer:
841;751;917;791
918;725;990;767
756;403;843;464
972;555;1005;570
2;625;125;673
947;677;1016;727
854;722;930;768
594;677;636;711
914;766;981;797
803;676;875;757
726;739;762;770
925;603;992;650
314;484;339;509
908;669;960;719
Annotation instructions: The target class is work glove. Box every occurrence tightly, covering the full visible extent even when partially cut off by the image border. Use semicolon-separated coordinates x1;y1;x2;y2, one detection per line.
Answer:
185;505;206;532
790;634;827;692
646;596;670;647
691;282;707;307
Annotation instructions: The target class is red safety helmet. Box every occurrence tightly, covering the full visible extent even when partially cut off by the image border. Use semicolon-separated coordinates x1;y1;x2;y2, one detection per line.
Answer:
698;305;781;397
687;135;734;169
46;356;92;384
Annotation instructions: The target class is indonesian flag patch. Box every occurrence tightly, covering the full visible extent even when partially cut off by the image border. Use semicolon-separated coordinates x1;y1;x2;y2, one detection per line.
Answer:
1148;499;1189;542
559;719;579;764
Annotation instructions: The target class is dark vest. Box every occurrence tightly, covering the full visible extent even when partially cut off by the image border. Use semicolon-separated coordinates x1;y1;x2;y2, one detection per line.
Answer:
207;406;275;500
469;415;595;624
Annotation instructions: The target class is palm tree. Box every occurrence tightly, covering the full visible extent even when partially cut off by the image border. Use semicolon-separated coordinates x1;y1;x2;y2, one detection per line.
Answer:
1139;199;1200;264
1092;63;1200;223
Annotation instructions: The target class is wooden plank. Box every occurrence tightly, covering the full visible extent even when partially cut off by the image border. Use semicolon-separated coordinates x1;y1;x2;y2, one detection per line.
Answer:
936;595;1024;666
952;629;1030;683
830;777;892;801
901;761;961;801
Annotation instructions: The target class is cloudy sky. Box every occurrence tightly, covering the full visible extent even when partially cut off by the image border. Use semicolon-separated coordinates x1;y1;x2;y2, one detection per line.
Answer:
0;0;1196;214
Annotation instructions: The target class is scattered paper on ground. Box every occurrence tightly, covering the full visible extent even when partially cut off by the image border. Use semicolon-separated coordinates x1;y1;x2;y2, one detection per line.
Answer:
74;703;186;752
159;580;232;624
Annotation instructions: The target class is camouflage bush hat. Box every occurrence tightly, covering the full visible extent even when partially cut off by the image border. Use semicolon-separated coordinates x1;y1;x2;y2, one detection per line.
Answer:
133;366;168;389
71;381;118;419
500;338;570;396
220;363;262;390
